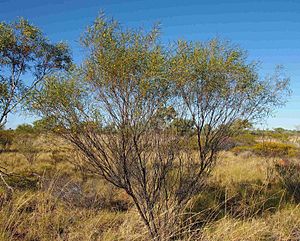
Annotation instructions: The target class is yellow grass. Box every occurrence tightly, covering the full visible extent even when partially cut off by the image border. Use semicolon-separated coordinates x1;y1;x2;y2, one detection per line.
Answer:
0;134;300;240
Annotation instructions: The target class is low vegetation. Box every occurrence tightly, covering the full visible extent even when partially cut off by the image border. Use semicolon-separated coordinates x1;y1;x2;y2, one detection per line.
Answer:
0;128;299;240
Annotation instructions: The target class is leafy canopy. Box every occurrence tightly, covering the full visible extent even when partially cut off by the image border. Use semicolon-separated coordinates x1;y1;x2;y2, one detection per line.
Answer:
0;18;72;127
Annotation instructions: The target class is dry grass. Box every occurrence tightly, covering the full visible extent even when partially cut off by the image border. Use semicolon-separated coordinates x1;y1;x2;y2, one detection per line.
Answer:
200;205;300;241
0;134;300;240
213;151;267;185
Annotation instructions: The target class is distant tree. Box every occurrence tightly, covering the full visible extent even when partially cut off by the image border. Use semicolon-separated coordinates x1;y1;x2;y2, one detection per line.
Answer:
0;18;72;128
273;127;286;133
15;123;34;134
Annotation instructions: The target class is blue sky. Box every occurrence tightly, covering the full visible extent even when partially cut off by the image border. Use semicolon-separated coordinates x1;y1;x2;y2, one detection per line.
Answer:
1;0;299;129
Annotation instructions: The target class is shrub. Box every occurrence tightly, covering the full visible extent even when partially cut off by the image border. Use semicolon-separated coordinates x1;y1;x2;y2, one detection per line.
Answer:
232;133;257;146
253;142;299;158
0;130;14;152
15;124;35;134
28;14;290;240
16;134;40;164
231;145;253;155
231;142;299;158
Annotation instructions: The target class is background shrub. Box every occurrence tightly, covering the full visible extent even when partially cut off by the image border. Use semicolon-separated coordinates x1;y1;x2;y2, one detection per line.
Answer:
0;130;14;152
231;142;299;159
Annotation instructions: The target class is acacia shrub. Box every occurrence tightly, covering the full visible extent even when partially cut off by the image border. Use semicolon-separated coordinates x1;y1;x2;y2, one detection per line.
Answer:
232;142;299;158
253;142;299;158
28;14;290;241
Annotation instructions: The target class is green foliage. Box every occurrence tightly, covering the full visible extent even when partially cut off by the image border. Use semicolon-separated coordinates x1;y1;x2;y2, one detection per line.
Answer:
15;124;34;134
0;18;72;127
82;14;167;91
16;119;59;135
0;18;71;71
170;40;290;124
32;116;57;132
273;127;286;133
29;72;88;130
29;14;171;132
